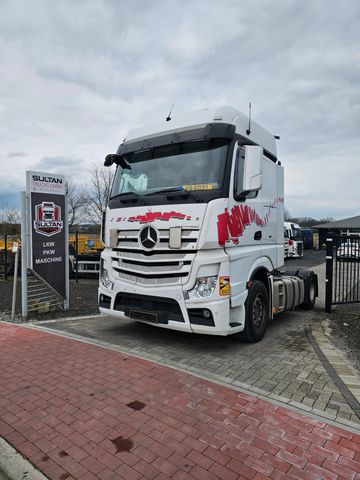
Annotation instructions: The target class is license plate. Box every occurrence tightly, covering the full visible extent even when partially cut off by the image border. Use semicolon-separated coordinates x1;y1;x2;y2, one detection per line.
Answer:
129;310;158;323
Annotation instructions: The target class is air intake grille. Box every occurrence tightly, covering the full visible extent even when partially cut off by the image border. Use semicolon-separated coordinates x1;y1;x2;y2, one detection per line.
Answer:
111;228;199;286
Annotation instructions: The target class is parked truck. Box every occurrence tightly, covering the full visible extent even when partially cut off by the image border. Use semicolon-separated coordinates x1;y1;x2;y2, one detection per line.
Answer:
99;106;317;342
284;221;304;258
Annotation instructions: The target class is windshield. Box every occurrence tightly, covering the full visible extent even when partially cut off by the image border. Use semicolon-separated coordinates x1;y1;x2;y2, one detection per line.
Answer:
110;139;229;199
292;227;303;240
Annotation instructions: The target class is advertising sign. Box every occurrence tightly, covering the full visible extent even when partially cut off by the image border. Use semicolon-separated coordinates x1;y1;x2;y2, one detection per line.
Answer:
26;171;67;299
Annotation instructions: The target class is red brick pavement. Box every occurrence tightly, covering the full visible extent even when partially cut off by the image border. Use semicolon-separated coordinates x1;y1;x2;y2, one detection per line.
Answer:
1;322;360;480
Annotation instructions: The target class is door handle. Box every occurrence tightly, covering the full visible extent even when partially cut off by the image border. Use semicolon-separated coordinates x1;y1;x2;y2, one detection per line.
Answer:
254;231;262;240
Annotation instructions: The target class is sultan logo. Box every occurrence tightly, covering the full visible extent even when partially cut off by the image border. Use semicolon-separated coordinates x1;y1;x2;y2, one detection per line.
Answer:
34;201;63;237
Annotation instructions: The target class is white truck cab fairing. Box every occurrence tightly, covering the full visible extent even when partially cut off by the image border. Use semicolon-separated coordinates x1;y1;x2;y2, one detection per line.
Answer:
99;106;316;341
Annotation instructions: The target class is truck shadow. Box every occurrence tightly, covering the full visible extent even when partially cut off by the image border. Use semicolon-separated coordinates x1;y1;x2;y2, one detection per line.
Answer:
99;309;306;354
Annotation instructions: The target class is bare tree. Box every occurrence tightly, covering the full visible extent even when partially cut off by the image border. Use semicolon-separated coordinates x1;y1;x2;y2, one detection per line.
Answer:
0;203;21;235
318;217;335;224
81;163;114;224
284;208;291;221
65;177;85;226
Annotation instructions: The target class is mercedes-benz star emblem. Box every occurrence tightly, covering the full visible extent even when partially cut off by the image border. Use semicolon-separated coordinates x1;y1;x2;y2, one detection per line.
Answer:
139;225;158;250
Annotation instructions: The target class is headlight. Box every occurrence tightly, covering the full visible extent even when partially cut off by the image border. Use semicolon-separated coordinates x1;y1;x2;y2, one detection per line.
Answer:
188;276;217;299
100;263;114;290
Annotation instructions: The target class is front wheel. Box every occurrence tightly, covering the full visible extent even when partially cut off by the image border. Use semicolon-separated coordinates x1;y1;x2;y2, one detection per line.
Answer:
241;280;269;343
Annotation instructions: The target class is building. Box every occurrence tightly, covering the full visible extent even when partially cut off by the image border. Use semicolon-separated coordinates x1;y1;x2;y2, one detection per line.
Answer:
315;215;360;248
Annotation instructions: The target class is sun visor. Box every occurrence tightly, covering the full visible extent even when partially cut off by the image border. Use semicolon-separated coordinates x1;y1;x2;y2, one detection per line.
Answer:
116;123;236;155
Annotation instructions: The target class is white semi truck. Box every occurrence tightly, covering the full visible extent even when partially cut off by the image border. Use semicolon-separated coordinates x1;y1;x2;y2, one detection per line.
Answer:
284;221;304;258
99;106;317;342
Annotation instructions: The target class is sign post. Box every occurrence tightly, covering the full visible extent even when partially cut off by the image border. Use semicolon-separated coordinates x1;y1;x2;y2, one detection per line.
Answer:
22;171;69;315
11;242;19;321
21;191;29;319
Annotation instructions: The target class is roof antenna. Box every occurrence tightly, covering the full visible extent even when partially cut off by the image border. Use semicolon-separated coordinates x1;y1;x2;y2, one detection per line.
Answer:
166;104;174;122
246;101;251;136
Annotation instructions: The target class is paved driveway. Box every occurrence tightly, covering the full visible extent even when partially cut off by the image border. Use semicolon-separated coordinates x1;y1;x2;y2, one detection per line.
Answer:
35;304;359;428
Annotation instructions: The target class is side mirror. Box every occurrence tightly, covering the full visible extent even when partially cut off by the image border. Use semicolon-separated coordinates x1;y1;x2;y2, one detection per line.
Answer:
104;154;131;170
243;145;263;192
104;154;119;166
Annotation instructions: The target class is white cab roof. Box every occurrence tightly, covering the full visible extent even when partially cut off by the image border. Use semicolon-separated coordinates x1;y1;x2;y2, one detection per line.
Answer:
124;106;277;158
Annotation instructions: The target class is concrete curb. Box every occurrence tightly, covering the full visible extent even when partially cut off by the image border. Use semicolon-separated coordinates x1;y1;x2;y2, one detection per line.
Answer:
310;316;360;415
0;436;47;480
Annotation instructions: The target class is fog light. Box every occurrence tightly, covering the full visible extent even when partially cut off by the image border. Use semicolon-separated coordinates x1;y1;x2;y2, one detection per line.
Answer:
202;309;211;318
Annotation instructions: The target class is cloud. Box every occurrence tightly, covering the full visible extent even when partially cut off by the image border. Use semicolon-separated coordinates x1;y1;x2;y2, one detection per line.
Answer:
7;152;27;158
0;0;359;219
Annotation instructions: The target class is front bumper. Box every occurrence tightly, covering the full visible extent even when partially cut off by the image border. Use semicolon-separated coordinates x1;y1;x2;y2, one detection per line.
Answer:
98;280;233;335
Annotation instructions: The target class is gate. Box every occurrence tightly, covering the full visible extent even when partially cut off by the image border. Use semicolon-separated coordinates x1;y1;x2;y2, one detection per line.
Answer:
325;234;360;312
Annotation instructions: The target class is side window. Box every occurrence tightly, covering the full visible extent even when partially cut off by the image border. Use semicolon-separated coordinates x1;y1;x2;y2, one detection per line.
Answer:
234;146;257;200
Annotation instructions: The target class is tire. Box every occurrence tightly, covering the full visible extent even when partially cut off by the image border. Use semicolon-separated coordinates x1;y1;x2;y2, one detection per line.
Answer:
241;281;270;343
282;268;300;277
298;270;317;309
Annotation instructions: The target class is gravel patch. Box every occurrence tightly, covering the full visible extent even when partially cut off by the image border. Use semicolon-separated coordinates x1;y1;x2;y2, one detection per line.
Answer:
329;304;360;374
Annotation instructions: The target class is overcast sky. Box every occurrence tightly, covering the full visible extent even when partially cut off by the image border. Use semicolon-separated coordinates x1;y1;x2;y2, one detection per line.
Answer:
1;0;359;220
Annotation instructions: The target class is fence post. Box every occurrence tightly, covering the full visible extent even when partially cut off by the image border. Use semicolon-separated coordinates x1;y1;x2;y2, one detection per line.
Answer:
325;234;333;313
4;234;8;280
75;228;79;284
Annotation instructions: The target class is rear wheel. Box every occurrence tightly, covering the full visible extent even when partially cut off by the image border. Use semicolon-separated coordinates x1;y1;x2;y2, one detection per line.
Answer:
298;270;317;309
241;281;269;343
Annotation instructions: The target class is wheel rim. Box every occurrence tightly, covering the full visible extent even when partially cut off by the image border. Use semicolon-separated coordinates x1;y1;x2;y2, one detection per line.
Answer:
252;293;265;329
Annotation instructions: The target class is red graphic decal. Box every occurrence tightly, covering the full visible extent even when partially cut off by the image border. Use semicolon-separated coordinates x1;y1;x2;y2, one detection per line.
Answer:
127;211;192;224
217;197;282;246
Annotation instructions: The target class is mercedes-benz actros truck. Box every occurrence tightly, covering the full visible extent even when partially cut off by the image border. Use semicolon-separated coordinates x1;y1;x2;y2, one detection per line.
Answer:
99;106;317;342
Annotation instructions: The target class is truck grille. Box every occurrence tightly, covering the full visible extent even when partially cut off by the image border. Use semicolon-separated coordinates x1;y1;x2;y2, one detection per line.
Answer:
111;228;199;286
296;242;303;257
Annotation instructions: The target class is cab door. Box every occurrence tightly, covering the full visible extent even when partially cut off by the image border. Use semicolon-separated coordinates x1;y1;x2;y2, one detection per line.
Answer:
261;157;278;258
223;143;265;306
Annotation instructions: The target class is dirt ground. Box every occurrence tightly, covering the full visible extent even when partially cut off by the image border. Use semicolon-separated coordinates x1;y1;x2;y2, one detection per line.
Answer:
329;302;360;373
0;277;99;322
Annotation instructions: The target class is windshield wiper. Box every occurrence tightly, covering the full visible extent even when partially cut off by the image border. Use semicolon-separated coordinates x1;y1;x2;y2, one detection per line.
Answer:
111;191;144;203
145;187;201;202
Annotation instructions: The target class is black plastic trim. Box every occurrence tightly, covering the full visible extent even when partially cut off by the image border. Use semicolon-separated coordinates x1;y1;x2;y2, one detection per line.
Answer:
114;292;184;323
188;308;215;326
113;267;187;279
111;248;196;256
99;294;111;309
117;123;236;155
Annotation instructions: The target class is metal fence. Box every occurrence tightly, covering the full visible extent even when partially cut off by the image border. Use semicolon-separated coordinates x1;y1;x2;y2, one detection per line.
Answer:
1;232;101;282
69;231;101;282
325;234;360;312
0;234;20;280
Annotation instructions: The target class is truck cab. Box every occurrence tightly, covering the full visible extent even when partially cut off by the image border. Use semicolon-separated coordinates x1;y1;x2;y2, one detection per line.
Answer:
41;202;56;221
99;106;316;341
284;221;304;258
